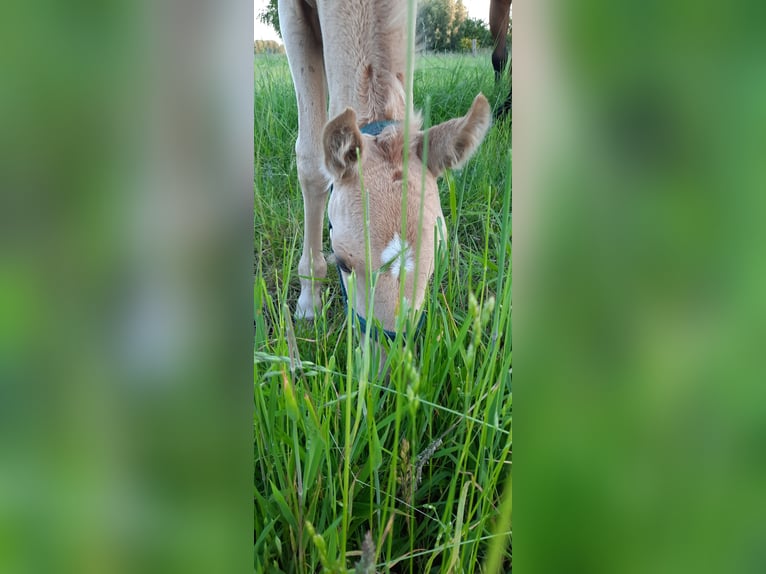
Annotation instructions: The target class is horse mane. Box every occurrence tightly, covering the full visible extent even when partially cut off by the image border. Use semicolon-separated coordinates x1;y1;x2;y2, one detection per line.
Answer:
340;0;415;125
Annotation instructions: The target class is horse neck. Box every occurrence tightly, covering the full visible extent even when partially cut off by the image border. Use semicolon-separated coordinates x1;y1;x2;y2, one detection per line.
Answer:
322;0;415;125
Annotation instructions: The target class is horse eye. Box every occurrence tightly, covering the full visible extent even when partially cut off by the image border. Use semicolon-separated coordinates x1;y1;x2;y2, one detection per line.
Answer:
336;256;351;274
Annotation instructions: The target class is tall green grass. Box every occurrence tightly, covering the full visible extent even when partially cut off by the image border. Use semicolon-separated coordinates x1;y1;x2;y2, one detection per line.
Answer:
255;52;511;573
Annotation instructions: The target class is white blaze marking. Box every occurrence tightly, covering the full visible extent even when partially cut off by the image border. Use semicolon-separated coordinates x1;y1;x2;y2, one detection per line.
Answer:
381;233;414;278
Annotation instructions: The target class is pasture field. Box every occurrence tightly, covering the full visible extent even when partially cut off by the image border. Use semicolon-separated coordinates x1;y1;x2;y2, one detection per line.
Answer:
255;52;512;573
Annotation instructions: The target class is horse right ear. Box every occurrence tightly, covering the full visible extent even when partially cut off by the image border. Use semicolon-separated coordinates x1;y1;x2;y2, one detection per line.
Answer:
415;93;491;177
323;108;363;180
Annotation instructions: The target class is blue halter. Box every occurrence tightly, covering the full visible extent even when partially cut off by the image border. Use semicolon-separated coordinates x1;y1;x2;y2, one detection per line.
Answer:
327;119;425;341
358;120;397;137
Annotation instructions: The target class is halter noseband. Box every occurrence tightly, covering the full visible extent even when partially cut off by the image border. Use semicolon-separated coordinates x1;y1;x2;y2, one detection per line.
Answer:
327;119;425;341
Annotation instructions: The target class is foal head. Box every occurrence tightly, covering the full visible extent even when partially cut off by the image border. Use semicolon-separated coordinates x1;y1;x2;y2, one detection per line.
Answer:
323;94;491;336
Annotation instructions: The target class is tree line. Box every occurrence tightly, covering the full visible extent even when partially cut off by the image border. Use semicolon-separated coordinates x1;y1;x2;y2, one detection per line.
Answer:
254;40;285;55
418;0;493;52
257;0;508;53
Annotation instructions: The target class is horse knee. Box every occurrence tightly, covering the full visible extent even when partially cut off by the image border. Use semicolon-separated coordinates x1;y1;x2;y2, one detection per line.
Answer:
296;146;330;198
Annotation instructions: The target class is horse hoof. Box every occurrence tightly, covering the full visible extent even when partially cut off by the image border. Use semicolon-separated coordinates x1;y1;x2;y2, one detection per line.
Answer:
295;291;317;321
493;92;512;120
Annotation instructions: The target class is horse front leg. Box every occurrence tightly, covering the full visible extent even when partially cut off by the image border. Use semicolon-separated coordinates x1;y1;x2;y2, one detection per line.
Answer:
280;0;329;320
490;0;511;82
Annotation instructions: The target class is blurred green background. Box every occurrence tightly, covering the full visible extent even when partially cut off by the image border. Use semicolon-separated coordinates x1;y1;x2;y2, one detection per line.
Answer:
519;0;766;572
1;1;253;572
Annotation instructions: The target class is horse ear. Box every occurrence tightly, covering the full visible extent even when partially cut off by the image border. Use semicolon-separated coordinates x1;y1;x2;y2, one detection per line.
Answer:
415;93;491;177
323;108;363;180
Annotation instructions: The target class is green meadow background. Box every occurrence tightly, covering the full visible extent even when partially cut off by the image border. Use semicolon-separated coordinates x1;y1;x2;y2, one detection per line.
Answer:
254;52;512;573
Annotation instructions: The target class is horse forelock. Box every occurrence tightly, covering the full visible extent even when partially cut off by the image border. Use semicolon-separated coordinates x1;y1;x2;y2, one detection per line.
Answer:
373;121;422;166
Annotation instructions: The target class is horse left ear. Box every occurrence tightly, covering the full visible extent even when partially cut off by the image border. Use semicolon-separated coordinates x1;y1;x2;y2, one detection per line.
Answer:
323;108;364;181
415;93;491;177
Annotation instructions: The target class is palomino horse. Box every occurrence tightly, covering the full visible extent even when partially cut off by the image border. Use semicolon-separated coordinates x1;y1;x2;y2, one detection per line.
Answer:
279;0;491;337
490;0;512;117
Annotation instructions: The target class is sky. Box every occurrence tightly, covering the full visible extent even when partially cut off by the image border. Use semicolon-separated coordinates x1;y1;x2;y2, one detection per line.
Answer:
254;0;493;42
